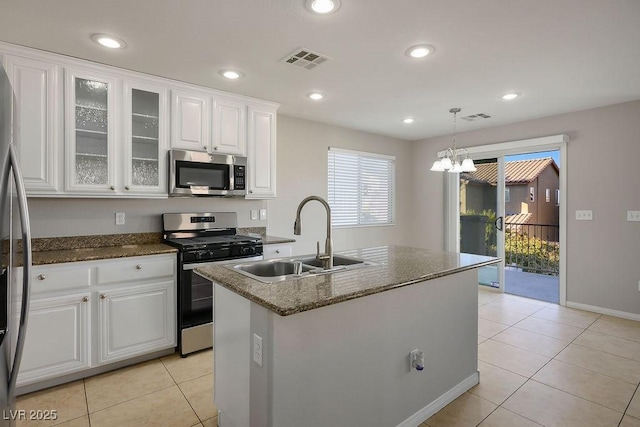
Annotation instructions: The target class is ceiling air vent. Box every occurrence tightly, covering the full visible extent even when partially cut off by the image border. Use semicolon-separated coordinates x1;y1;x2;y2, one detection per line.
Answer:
460;113;492;122
282;48;330;70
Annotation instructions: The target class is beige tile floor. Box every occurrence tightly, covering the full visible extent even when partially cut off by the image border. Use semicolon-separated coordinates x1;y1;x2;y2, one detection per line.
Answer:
15;350;216;427
14;287;640;427
424;288;640;427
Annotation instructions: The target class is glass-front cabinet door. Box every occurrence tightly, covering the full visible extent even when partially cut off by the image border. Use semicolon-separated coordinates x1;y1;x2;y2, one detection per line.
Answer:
123;81;167;195
65;69;116;193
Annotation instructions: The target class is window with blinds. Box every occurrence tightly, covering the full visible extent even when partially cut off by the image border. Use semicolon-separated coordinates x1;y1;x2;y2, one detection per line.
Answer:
327;147;395;227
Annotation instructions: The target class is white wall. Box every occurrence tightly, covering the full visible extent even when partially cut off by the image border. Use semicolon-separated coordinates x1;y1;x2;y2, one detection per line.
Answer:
267;115;413;255
411;100;640;316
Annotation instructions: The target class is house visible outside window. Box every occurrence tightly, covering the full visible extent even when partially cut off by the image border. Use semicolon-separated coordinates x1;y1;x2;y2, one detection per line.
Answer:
545;188;551;203
505;187;510;203
328;147;395;227
529;186;535;202
555;189;560;206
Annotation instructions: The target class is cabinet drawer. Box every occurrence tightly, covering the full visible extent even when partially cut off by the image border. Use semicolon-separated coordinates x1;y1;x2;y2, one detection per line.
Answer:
96;256;174;285
263;244;293;259
25;265;91;294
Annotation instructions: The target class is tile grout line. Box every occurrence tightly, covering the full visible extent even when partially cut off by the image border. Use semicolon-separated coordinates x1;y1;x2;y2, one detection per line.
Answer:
472;295;550;426
619;383;640;427
475;305;599;425
174;380;204;424
84;356;176;417
491;312;634;422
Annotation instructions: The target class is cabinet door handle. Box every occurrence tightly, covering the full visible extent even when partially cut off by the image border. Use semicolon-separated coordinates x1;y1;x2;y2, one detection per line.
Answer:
249;190;253;194
135;264;143;270
110;186;116;190
125;186;130;190
203;145;207;150
100;293;106;299
275;249;280;254
82;296;89;303
37;274;46;281
213;146;218;151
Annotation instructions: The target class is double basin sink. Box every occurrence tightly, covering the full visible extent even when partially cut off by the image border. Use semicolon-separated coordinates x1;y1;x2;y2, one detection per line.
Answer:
230;254;375;283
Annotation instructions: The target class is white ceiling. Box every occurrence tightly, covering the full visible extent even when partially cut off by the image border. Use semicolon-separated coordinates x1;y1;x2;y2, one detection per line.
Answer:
1;0;640;141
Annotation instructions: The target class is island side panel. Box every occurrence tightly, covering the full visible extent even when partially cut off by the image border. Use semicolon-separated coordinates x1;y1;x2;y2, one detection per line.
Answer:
269;270;479;427
214;284;252;427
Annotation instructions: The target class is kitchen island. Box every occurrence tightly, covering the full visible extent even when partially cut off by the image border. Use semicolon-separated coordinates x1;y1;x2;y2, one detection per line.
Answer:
196;245;499;427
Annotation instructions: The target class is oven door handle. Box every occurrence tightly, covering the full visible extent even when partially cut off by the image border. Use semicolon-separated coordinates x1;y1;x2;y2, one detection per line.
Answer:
182;255;263;270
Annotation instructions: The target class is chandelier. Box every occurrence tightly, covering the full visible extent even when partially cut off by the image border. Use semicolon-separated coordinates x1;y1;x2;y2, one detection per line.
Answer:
430;108;476;173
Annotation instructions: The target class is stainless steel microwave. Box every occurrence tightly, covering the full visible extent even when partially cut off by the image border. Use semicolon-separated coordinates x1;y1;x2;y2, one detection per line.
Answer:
169;149;247;197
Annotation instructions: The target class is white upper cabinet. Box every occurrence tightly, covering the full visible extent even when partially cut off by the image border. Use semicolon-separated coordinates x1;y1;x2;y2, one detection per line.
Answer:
246;103;277;199
170;89;211;152
65;68;118;194
123;80;168;195
212;96;246;156
1;42;279;199
4;55;62;194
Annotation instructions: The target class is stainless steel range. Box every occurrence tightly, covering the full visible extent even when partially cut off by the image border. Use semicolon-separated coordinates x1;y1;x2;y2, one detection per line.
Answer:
163;212;263;356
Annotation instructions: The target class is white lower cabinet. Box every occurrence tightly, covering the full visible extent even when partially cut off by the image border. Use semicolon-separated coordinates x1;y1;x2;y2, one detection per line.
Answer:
18;293;91;385
15;253;176;387
98;280;175;364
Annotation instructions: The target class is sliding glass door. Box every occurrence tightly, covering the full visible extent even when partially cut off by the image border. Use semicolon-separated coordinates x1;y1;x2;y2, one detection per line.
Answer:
458;157;505;289
445;134;567;305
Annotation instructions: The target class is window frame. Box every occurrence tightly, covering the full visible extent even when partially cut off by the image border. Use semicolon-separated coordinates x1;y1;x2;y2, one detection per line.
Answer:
327;147;396;228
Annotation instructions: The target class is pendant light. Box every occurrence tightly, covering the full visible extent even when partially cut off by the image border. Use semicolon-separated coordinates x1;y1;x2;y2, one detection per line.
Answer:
430;108;476;173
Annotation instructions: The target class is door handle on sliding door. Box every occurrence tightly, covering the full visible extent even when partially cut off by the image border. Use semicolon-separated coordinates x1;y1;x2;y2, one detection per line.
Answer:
495;216;504;231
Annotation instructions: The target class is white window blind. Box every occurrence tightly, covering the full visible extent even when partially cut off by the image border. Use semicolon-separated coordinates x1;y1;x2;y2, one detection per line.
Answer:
328;147;395;227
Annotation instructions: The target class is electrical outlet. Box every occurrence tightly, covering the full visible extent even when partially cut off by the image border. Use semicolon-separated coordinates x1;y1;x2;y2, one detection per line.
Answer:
627;211;640;222
575;210;593;221
253;333;263;366
259;209;267;221
115;212;125;225
250;210;258;220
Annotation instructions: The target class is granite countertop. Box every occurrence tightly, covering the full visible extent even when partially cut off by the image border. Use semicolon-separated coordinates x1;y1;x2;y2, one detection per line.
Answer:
12;229;289;266
31;243;177;266
195;245;500;316
13;233;177;266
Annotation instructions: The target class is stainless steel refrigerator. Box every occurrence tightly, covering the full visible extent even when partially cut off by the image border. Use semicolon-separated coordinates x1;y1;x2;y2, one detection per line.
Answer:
0;63;33;425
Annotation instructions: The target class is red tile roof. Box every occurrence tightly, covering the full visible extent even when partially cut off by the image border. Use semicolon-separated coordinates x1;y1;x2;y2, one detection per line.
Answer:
461;158;558;185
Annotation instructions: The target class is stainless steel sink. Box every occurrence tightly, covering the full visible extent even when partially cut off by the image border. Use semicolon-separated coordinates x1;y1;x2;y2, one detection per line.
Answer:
231;260;313;283
229;255;375;283
293;255;365;268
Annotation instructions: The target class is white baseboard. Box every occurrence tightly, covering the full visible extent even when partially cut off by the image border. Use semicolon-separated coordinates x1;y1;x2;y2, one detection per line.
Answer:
567;301;640;322
397;371;480;427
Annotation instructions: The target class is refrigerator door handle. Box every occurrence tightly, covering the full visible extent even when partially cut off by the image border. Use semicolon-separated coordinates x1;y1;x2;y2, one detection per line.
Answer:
7;144;32;397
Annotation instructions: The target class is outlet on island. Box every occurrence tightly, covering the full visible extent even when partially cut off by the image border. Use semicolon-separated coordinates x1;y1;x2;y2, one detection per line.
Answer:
115;212;125;225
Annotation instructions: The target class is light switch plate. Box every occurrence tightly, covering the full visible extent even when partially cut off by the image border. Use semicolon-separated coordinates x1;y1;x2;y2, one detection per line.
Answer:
575;210;593;221
627;211;640;222
260;209;267;221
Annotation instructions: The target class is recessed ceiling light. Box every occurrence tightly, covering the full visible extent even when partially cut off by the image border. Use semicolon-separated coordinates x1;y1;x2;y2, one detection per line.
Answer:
91;34;126;49
502;92;520;100
219;70;243;80
403;118;415;124
307;92;324;101
405;44;435;59
305;0;341;14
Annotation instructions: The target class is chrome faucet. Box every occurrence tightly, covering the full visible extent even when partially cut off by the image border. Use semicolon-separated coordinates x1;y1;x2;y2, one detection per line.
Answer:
293;196;333;270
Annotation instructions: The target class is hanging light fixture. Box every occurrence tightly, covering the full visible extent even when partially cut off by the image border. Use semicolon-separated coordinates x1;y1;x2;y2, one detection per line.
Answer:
430;107;476;173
